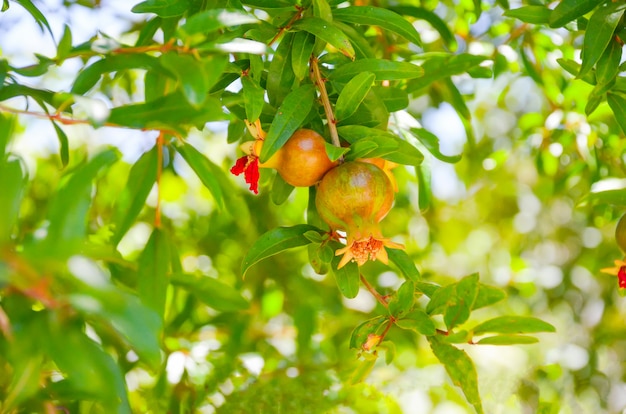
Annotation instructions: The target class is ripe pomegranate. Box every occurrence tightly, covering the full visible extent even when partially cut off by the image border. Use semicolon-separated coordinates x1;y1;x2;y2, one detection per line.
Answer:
231;129;337;192
315;161;404;268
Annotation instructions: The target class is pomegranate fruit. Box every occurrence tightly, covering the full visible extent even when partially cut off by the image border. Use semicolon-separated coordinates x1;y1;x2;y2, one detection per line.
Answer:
315;161;404;268
231;128;337;192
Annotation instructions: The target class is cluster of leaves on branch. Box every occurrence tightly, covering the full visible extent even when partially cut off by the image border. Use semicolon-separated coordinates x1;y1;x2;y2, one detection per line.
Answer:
5;0;626;412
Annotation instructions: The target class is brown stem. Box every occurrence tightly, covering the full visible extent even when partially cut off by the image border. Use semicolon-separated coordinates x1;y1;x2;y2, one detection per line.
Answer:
310;55;341;151
360;274;388;308
268;6;304;47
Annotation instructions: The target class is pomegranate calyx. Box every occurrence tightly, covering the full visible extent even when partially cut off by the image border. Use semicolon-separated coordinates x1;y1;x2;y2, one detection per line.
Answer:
335;235;404;269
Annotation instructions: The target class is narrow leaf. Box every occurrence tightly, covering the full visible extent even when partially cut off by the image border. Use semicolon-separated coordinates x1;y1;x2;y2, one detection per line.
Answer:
596;38;622;92
578;2;626;78
131;0;190;17
503;6;552;24
291;31;315;80
391;6;456;50
112;147;158;244
178;9;258;35
472;316;556;336
271;173;295;205
137;229;171;318
241;75;265;122
0;159;26;244
291;17;355;59
259;84;316;162
410;127;462;163
549;0;599;28
331;58;423;81
50;121;69;167
333;6;422;46
266;32;295;107
175;142;225;209
330;241;360;298
429;336;484;414
396;309;436;336
607;92;626;135
241;225;322;277
476;335;539;345
386;248;421;282
14;0;53;37
171;273;249;311
335;72;375;121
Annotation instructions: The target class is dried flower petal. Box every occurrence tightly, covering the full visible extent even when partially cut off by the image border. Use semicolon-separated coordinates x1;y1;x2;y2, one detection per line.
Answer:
230;155;248;176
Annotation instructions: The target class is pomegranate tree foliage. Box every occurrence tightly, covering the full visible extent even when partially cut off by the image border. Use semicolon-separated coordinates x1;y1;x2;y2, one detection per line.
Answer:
1;0;626;412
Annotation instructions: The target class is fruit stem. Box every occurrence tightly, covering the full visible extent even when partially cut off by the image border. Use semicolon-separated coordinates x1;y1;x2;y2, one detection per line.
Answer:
360;274;388;308
310;55;342;155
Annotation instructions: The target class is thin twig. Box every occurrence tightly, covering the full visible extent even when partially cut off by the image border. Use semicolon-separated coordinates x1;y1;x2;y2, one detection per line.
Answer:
310;55;341;151
360;274;388;308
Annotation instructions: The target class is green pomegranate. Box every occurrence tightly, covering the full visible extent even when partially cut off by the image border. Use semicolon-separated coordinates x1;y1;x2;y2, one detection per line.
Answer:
315;161;403;268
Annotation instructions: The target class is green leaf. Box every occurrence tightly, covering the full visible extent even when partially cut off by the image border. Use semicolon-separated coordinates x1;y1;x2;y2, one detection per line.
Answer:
112;147;159;244
396;309;436;336
335;72;375;121
331;58;423;81
0;113;16;161
50;121;69;167
607;92;626;135
338;125;424;166
349;316;387;349
291;17;355;59
266;32;295;107
390;6;456;50
417;163;431;211
56;25;73;60
171;273;249;311
2;0;8;12
333;6;421;46
178;8;258;35
291;31;315;80
580;187;626;206
175;141;225;209
386;248;421;282
472;316;556;335
14;0;53;37
324;142;350;162
241;225;322;277
549;0;599;28
108;92;226;132
131;0;189;17
160;54;227;106
503;6;552;24
473;283;506;309
410;127;462;163
388;281;415;316
333;21;376;59
271;173;295;205
72;55;165;95
557;58;596;85
476;335;539;345
241;75;265;122
330;241;360;298
407;54;487;92
428;336;484;414
138;229;171;318
578;2;626;78
259;84;316;162
0;159;26;244
45;150;119;247
371;86;409;112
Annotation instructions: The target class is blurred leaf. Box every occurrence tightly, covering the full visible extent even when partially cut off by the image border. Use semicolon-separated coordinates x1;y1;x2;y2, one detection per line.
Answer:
137;229;171;318
0;158;26;244
549;0;599;28
331;59;423;81
391;6;456;50
333;21;376;59
271;173;295;205
503;6;552;24
396;309;436;336
72;55;165;95
160;54;227;106
108;92;226;132
46;149;119;247
56;25;72;60
407;54;486;92
178;8;258;35
112;147;158;244
330;241;360;298
14;0;53;37
0;113;16;160
372;86;409;112
578;2;626;78
557;58;596;85
132;0;189;17
291;17;355;59
291;31;315;80
241;75;265;122
267;32;295;107
607;92;626;134
333;6;422;46
335;72;375;121
50;121;69;167
410;127;462;163
259;84;316;162
473;283;506;309
386;248;421;282
175;141;226;209
476;335;539;345
349;316;387;349
429;336;484;414
388;281;415;316
417;164;431;211
472;316;556;335
171;273;249;311
339;125;424;166
349;355;378;385
241;225;322;277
